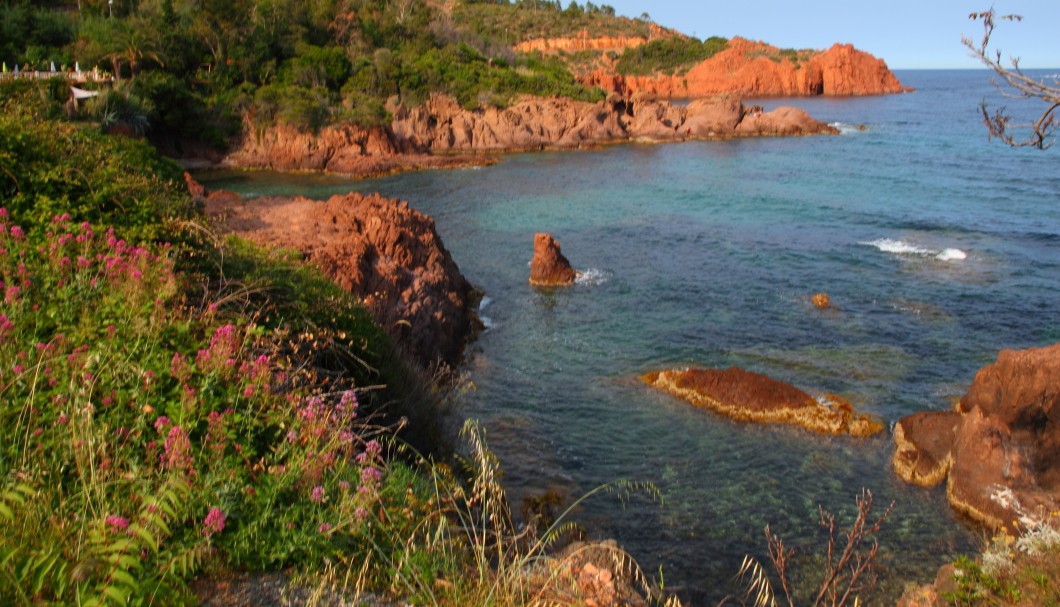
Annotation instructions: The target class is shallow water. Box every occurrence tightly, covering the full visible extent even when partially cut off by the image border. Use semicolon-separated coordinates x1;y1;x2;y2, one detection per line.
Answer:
200;70;1060;604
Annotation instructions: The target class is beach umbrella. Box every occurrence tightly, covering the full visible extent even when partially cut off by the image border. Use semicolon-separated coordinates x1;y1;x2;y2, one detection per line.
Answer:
14;64;18;74
75;61;80;74
50;61;55;72
2;63;6;73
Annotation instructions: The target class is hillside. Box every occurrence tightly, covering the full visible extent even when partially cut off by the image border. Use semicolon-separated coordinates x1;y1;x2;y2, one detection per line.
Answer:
0;0;905;152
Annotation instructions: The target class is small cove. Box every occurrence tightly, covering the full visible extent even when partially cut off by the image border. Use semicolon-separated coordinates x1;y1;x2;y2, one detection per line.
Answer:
200;70;1060;604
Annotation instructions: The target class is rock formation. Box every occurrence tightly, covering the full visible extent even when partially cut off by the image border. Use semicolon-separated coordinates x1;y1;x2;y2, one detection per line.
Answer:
581;37;911;98
203;189;477;370
514;35;648;54
893;343;1060;531
530;233;577;287
811;293;830;309
223;93;836;175
641;367;883;437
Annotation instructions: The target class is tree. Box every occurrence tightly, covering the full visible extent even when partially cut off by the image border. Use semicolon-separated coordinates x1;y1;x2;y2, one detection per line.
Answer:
964;9;1059;149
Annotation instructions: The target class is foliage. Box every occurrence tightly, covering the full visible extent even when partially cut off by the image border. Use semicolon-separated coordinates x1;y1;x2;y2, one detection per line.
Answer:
0;102;446;605
1;0;625;138
615;36;728;76
964;9;1059;149
943;520;1060;607
455;0;653;44
0;91;193;243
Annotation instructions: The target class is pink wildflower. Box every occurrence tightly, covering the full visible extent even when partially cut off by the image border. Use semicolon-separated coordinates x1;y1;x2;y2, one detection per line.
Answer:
318;522;333;533
310;485;325;503
105;515;130;531
9;226;24;240
203;508;226;538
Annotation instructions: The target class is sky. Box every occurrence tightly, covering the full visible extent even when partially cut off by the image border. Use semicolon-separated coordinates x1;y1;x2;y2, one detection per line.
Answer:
600;0;1060;69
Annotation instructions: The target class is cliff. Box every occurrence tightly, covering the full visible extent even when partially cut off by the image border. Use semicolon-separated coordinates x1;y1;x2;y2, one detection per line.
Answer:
514;34;648;53
224;93;837;175
580;37;910;97
201;187;478;370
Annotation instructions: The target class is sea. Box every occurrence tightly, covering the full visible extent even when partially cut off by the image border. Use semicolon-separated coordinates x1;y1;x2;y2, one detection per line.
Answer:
199;70;1060;604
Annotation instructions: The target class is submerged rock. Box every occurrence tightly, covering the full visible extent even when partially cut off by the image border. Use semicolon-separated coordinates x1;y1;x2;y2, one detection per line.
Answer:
892;343;1060;531
811;292;831;309
530;233;577;287
641;367;883;437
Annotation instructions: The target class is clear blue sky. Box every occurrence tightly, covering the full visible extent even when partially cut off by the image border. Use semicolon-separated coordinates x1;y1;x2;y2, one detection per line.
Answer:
600;0;1060;69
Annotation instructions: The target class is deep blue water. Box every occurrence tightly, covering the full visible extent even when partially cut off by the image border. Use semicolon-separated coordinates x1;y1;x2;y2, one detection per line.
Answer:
200;70;1060;604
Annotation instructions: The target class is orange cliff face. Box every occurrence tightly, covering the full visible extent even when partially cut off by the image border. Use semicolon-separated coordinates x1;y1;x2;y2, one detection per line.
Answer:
514;35;648;53
579;37;912;98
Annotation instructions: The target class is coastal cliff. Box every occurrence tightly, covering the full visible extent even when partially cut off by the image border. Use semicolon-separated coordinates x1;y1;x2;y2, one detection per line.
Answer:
224;92;836;175
202;187;478;370
581;37;910;98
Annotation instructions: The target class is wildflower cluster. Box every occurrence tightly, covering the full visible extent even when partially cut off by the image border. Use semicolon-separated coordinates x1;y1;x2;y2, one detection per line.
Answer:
0;211;396;601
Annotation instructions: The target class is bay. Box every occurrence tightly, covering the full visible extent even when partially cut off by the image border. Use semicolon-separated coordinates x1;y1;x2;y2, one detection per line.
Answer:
200;69;1060;603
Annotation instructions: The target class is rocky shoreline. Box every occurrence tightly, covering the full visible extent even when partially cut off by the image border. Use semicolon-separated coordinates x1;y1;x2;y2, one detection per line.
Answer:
195;178;478;371
219;93;836;177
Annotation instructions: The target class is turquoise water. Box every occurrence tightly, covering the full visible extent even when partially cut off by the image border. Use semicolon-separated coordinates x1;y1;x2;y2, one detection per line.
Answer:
200;70;1060;603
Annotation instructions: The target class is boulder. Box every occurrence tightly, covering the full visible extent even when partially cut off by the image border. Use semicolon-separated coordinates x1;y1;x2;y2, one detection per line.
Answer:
204;191;477;370
811;292;831;309
892;343;1060;531
530;233;577;287
641;367;884;437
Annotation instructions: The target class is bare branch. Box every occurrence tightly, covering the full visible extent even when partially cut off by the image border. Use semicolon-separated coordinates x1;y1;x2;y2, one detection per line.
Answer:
963;8;1059;149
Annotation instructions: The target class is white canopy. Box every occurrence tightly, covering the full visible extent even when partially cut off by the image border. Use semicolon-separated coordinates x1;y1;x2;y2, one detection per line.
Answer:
71;86;100;100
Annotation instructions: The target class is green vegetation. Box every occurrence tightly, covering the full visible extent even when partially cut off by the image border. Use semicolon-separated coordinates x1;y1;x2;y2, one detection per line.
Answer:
942;522;1060;607
454;0;652;43
0;0;631;142
614;36;728;76
748;47;814;67
0;82;679;607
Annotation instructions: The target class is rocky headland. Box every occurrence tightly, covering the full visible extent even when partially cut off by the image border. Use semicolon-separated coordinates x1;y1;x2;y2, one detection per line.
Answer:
579;37;911;98
641;367;884;437
223;92;836;176
199;181;478;370
893;343;1060;532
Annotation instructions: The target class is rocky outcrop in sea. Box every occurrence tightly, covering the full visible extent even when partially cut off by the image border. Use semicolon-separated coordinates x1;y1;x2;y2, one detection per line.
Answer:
893;343;1060;532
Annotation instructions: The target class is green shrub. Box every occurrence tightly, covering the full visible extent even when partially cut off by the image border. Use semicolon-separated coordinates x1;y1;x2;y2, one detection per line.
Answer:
615;35;728;75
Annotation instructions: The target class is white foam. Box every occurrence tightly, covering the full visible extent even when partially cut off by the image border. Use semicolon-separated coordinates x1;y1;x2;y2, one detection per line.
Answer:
829;122;866;135
574;268;609;286
862;238;933;256
479;296;493;311
861;238;967;263
936;248;967;261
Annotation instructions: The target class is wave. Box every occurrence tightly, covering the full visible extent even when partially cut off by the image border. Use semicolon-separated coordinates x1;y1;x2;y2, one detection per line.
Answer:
575;268;610;286
828;122;867;135
861;238;967;262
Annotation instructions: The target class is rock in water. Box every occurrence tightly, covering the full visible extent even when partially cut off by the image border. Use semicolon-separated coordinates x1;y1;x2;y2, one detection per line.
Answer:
811;292;830;309
641;367;883;437
205;191;477;370
530;233;577;287
893;343;1060;531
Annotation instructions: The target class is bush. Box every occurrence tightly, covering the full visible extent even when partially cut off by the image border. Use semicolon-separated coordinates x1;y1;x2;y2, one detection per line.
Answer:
615;35;728;75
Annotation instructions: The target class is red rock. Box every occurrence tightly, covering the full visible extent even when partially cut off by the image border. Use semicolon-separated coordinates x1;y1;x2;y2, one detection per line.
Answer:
810;292;830;309
223;93;836;175
641;367;884;437
582;38;911;98
205;191;477;370
892;343;1060;531
530;233;577;287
